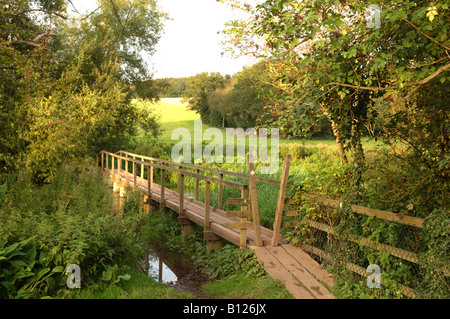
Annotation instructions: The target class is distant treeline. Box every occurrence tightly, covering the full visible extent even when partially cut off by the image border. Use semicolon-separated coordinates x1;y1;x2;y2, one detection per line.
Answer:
154;60;331;137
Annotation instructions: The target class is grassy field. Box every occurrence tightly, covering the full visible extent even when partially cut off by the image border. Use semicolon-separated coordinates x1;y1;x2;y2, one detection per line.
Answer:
135;98;380;149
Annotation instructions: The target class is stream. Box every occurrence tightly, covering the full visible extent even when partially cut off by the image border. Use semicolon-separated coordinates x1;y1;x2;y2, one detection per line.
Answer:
140;239;209;298
112;184;209;298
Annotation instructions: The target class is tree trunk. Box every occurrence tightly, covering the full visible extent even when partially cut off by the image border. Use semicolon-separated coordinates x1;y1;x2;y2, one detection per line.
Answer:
331;120;347;165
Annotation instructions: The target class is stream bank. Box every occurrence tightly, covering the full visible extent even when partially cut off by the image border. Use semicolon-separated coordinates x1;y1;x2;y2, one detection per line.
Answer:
141;237;210;298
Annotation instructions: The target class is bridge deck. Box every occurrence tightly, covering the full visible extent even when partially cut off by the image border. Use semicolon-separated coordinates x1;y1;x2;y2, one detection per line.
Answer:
110;169;277;247
105;160;336;299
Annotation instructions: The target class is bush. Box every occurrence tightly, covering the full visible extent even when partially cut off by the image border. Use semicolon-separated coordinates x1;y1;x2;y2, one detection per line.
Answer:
0;163;147;298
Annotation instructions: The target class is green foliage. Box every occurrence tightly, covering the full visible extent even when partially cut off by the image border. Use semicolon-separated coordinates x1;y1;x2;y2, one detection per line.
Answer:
191;244;266;280
68;270;193;299
201;272;293;299
0;0;166;181
183;72;231;125
417;209;450;298
220;0;449;205
0;163;148;298
0;238;65;299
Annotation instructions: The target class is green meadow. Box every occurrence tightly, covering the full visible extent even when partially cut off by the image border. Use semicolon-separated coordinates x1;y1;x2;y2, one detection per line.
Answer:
134;98;381;149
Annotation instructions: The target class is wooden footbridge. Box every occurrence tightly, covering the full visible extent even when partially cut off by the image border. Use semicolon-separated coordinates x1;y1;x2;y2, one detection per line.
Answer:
98;150;335;299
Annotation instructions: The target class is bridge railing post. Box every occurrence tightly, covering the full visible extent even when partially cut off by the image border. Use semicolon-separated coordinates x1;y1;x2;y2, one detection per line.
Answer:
178;169;184;215
204;181;211;231
160;168;165;208
271;154;292;247
133;161;137;187
248;154;263;247
125;153;129;182
149;160;154;195
218;173;224;210
195;169;200;201
240;186;248;249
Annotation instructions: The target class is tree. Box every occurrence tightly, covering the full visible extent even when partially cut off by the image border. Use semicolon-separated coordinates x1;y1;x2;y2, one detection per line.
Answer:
182;72;230;125
220;0;449;192
0;0;167;182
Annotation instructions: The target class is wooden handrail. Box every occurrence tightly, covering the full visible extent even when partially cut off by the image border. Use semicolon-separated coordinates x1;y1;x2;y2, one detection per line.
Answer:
303;194;424;228
100;150;291;248
101;151;247;190
118;150;281;186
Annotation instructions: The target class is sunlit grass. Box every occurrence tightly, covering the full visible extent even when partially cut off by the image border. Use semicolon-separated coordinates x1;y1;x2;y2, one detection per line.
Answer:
134;98;382;149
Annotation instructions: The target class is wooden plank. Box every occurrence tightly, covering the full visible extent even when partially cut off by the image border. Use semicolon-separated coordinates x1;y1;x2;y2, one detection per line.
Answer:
284;210;298;217
226;198;249;205
249;246;315;299
228;222;254;229
281;221;292;228
305;194;424;228
203;231;222;241
226;211;253;218
271;154;292;246
248;155;263;247
306;219;419;263
282;244;335;289
266;246;335;299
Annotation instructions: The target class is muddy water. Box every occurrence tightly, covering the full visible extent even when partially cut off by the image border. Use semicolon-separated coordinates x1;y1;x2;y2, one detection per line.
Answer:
141;239;209;298
112;187;209;298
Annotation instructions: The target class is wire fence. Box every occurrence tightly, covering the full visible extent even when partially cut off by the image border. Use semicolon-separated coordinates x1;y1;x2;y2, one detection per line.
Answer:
283;194;449;299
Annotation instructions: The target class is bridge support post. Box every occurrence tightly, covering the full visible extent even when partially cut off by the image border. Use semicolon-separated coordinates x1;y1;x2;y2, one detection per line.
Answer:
113;181;120;193
203;231;222;252
178;217;195;240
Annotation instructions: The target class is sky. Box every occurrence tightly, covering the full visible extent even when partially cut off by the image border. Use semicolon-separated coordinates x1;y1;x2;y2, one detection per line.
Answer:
71;0;254;79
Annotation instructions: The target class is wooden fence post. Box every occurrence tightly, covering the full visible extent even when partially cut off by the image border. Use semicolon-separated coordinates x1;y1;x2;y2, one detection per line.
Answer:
248;154;263;247
125;154;129;182
271;154;291;247
133;161;137;187
195;168;200;201
160;168;165;208
118;154;122;181
240;187;248;249
150;160;154;185
204;181;211;231
218;173;224;210
179;170;184;214
147;163;153;204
